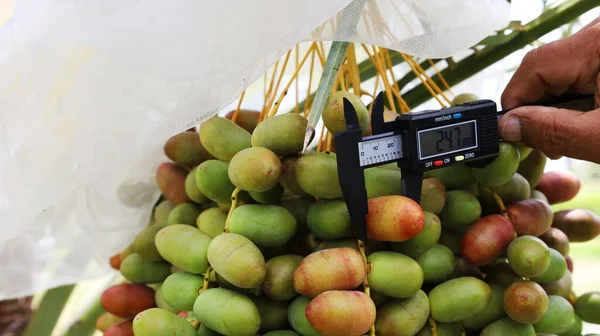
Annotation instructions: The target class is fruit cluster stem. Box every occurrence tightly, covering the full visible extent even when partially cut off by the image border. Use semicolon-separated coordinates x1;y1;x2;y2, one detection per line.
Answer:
224;188;242;233
199;266;212;295
491;189;509;219
358;239;376;336
428;317;438;336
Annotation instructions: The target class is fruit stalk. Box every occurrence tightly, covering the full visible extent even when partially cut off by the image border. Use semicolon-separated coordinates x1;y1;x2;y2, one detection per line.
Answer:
199;266;212;295
224;187;242;233
491;189;509;219
358;239;376;336
428;317;438;336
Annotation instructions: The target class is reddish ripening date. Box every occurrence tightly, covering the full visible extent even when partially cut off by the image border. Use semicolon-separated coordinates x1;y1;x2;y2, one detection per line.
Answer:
461;215;515;266
306;290;376;336
552;209;600;242
366;196;425;242
110;253;122;270
155;162;191;205
506;199;554;236
536;171;581;204
293;248;366;297
104;320;134;336
100;284;156;318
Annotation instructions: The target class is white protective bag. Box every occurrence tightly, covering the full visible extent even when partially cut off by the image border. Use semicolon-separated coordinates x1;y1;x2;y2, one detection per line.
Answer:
0;0;509;299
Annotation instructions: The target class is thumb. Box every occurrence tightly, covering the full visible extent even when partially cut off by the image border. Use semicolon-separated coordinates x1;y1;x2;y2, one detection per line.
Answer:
498;106;600;163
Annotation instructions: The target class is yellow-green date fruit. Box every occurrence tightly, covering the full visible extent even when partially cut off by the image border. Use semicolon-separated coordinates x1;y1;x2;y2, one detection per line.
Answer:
154;200;175;226
375;290;430;336
207;233;266;289
287;296;322;336
154;285;179;314
367;251;423;298
252;296;289;332
428;277;491;322
279;155;310;197
185;167;209;204
391;212;441;258
451;93;479;106
295;152;342;199
364;167;402;198
251;113;308;156
193;288;261;336
262;255;304;301
167;203;202;226
533;295;574;334
229;204;297;247
164;131;214;167
195;160;236;204
196;207;227;238
133;308;196;336
228;147;282;192
479;317;535;336
155;225;212;274
307;200;352;240
132;225;164;261
161;272;204;311
473;143;520;187
323;91;370;135
439;190;481;228
424;164;474;190
416;244;456;284
462;285;506;330
575;291;600;324
199;116;251;162
120;253;170;284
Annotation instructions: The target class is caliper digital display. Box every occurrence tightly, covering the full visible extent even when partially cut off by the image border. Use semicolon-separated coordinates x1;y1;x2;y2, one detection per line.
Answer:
334;91;595;241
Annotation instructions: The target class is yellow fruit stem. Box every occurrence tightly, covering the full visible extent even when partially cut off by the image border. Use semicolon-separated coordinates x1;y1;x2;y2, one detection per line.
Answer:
376;48;397;112
399;53;446;107
491;189;509;219
268;44;316;119
261;49;292;122
428;59;455;97
408;55;452;105
231;90;246;123
368;72;381;114
358;239;376;336
199;266;212;294
224;187;242;233
428;317;439;336
189;318;200;329
263;60;280;111
365;45;396;113
295;45;300;114
360;90;374;99
568;293;576;305
325;132;333;152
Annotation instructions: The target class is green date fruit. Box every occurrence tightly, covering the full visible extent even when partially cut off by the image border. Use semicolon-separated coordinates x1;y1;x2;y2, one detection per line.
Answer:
196;160;236;204
132;308;196;336
391;212;441;258
368;251;423;299
207;233;266;289
228;147;282;192
375;290;430;336
155;225;212;274
307;200;352;240
193;288;261;336
416;244;455;284
472;143;520;187
295;152;342;199
251;113;307;156
229;204;297;247
161;272;204;311
167;203;202;226
199;116;251;162
439;190;481;228
428;277;491;322
323;91;370;135
120;253;170;284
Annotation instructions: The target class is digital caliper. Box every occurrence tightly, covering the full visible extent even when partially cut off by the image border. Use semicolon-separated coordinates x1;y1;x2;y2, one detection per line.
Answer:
334;92;595;241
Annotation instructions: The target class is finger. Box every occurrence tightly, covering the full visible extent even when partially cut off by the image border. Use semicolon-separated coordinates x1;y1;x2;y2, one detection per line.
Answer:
501;24;600;110
498;106;600;163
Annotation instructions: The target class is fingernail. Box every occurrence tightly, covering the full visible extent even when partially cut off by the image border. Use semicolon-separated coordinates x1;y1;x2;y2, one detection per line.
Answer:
501;117;522;142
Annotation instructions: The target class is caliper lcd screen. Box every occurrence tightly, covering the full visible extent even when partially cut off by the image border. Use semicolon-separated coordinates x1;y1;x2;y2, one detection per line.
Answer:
417;120;478;160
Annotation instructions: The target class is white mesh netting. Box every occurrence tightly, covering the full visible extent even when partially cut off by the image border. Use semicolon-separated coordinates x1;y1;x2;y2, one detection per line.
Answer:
0;0;509;299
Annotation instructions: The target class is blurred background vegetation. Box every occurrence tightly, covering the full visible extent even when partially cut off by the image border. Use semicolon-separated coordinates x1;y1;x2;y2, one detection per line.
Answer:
0;0;599;335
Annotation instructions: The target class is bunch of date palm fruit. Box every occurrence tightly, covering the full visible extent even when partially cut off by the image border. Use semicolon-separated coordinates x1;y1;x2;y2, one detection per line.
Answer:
96;91;600;336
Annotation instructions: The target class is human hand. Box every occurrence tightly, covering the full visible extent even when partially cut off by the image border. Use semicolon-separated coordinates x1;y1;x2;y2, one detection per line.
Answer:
499;18;600;163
